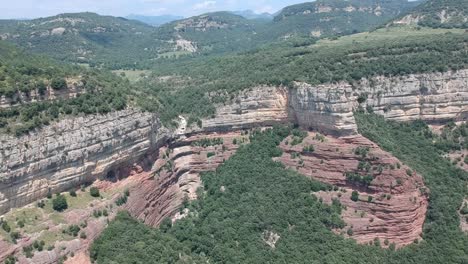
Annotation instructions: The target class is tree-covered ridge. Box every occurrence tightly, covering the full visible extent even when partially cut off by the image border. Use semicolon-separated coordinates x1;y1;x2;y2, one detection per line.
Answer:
155;12;270;55
91;123;468;263
0;12;166;69
0;40;78;97
271;0;419;37
393;0;468;28
0;40;130;135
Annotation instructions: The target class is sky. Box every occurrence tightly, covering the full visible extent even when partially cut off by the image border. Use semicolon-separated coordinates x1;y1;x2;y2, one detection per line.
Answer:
0;0;312;19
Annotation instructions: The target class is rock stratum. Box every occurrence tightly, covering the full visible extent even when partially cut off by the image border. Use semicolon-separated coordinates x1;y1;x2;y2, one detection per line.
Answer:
0;109;169;215
275;133;428;247
0;69;466;262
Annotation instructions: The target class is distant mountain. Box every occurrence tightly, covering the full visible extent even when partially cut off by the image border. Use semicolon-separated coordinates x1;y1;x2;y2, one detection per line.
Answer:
272;0;419;38
155;12;267;55
391;0;468;28
231;10;274;21
0;12;167;68
126;14;184;27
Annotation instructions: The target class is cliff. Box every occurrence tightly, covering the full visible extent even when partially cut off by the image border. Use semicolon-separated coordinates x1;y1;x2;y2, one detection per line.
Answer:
276;133;428;247
290;69;468;135
0;109;170;215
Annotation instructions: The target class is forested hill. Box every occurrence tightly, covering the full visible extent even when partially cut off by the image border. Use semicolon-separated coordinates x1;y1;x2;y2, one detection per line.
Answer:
0;12;163;68
391;0;468;28
0;0;422;69
272;0;420;37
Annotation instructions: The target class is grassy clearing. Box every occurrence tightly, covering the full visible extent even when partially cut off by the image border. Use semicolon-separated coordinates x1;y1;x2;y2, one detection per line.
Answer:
315;26;465;49
38;230;74;248
112;70;151;83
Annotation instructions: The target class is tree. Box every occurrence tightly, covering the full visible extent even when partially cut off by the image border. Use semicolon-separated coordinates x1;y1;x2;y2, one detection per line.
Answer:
52;194;68;212
90;187;100;197
50;78;67;90
351;191;359;202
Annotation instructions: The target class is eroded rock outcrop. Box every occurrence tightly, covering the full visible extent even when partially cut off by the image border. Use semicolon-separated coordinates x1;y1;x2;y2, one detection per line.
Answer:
275;133;428;247
0;109;170;214
126;132;248;226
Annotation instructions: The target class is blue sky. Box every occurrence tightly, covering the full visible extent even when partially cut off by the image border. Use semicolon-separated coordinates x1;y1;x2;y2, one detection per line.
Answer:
0;0;311;19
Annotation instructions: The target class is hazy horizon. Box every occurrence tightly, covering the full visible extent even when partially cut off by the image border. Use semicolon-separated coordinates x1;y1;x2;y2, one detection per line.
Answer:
0;0;312;20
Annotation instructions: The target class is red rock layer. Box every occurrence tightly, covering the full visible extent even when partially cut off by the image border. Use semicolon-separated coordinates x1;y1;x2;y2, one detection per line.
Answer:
275;132;428;247
125;132;248;226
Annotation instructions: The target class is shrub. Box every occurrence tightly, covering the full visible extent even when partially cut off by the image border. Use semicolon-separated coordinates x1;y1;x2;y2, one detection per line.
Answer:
351;191;359;202
5;255;16;264
69;190;77;197
80;232;87;239
347;228;353;236
90;187;100;198
52;194;68;212
2;220;11;233
50;78;67;90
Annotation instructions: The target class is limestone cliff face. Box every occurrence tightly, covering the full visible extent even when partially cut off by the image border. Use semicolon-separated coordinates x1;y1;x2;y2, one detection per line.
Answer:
197;86;290;132
289;69;468;135
0;109;170;214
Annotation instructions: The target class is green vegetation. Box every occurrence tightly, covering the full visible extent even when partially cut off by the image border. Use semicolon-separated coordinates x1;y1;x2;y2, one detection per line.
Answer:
0;12;160;69
92;127;350;263
0;1;425;69
351;191;360;202
274;0;418;37
191;138;224;147
90;187;100;197
0;39;132;136
355;112;468;262
52;194;68;212
409;0;468;28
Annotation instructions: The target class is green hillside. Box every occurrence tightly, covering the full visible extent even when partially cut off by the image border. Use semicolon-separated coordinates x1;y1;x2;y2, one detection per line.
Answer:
0;12;163;69
0;40;129;135
272;0;419;37
391;0;468;28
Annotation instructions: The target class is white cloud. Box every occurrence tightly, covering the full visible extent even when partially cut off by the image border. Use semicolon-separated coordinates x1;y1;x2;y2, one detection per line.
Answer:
193;0;216;10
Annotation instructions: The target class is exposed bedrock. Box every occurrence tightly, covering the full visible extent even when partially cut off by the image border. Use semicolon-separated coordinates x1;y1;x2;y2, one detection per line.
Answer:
289;69;468;135
275;133;428;247
126;131;248;226
0;109;170;215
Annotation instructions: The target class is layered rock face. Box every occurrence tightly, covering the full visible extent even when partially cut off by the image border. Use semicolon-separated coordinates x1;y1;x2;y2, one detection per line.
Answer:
275;133;428;247
289;69;468;135
126;132;248;226
0;109;169;214
198;86;290;132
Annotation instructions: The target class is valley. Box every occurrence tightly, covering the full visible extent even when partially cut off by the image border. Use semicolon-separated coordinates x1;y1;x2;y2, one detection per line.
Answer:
0;0;467;263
